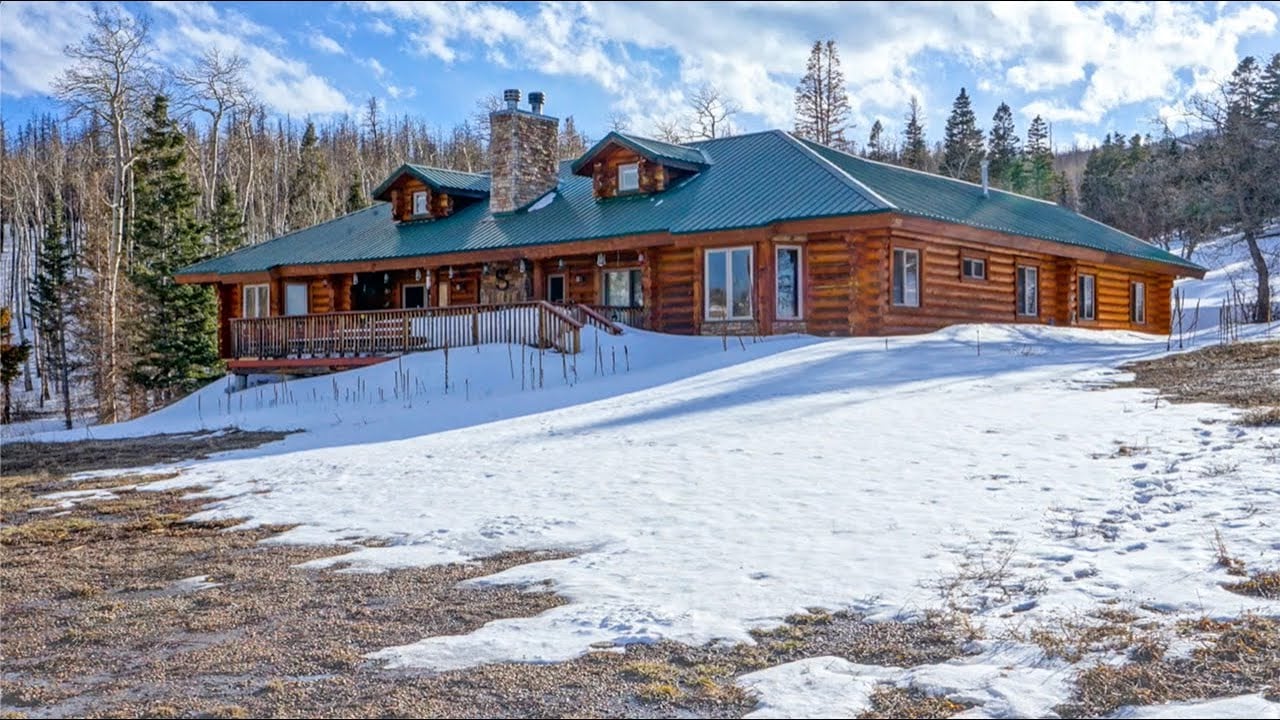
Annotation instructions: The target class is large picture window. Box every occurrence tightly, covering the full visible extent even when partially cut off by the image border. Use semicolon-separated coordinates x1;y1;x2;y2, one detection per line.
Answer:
892;248;920;307
243;284;270;318
705;247;753;321
1131;281;1146;324
776;246;802;319
1016;266;1039;316
1078;274;1096;321
603;269;643;308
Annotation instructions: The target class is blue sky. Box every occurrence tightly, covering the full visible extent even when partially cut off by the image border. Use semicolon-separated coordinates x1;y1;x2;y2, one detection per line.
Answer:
3;1;1278;151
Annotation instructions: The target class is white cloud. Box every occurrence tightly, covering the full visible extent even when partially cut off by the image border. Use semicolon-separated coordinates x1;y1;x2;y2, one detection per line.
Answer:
368;17;395;35
0;1;96;96
307;31;346;55
154;1;351;115
359;57;388;79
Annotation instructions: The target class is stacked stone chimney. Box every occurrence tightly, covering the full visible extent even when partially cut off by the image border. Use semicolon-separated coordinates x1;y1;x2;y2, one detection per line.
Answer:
489;88;559;213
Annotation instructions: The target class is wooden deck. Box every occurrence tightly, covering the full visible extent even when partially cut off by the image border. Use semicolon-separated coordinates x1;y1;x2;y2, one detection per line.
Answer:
227;301;623;374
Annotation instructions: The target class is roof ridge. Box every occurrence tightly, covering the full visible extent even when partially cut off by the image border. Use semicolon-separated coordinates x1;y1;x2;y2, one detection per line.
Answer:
403;162;488;178
775;131;896;210
801;137;1062;208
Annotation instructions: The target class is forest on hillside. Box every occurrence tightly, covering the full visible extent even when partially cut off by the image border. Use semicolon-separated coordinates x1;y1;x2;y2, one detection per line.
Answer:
1;8;1277;427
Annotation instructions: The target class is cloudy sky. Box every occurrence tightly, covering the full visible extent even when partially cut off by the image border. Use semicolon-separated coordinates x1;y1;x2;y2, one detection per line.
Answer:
2;1;1277;151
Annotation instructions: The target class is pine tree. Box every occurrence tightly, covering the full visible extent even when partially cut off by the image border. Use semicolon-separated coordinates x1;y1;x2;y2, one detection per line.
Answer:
1;307;31;425
941;88;985;181
987;102;1021;190
1260;53;1280;123
1024;115;1055;200
209;184;246;254
30;192;75;429
866;119;890;162
793;40;852;148
559;115;588;159
902;96;929;170
345;173;368;214
129;95;220;402
288;120;329;230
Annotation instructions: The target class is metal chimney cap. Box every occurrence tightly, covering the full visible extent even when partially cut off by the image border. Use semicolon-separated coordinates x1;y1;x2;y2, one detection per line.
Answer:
503;88;521;110
528;90;546;114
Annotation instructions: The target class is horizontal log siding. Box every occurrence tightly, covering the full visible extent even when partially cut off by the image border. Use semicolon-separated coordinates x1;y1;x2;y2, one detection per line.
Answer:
1074;263;1171;333
806;233;854;336
653;246;697;334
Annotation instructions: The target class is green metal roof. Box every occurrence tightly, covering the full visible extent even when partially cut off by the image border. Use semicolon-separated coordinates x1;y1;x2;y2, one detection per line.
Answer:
179;130;1204;278
371;163;490;200
796;137;1204;273
570;131;710;174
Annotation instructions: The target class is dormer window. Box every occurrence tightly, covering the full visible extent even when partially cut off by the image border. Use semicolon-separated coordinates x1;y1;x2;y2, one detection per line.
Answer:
618;163;639;193
412;191;429;216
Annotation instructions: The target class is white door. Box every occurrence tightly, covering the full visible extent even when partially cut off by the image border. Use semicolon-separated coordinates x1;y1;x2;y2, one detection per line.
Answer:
285;283;309;316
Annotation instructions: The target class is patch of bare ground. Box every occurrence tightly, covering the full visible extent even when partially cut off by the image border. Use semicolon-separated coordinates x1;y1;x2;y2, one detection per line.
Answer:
857;686;976;719
1054;614;1280;718
1119;340;1280;409
0;429;292;477
0;472;977;718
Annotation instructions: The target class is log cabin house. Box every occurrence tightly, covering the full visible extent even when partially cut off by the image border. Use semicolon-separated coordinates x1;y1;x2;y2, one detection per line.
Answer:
176;89;1205;375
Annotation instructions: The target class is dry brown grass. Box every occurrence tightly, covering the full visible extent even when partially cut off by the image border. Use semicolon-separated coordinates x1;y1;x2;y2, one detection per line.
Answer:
1241;406;1280;426
858;686;975;719
1;429;291;476
1120;340;1280;409
1057;614;1280;718
1224;570;1280;599
1019;607;1165;663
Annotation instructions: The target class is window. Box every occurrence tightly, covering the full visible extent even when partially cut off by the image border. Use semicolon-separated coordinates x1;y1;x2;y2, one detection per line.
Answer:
892;248;920;307
962;257;986;280
705;247;753;320
547;274;566;303
403;284;426;309
412;190;428;216
617;162;640;192
1131;281;1146;324
603;269;643;308
284;283;309;316
1078;274;1096;321
243;284;270;318
776;246;802;319
1016;266;1039;316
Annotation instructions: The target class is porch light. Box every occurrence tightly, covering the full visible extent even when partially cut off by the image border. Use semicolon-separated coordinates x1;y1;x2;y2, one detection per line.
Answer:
383;273;389;284
637;251;645;263
448;266;455;279
596;253;605;267
483;263;491;275
352;273;358;284
517;259;526;273
557;258;565;269
414;268;422;281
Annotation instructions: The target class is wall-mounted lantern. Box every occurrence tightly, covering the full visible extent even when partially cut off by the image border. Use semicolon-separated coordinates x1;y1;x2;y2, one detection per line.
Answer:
414;268;422;281
448;266;455;279
557;258;565;270
596;253;606;267
637;251;645;264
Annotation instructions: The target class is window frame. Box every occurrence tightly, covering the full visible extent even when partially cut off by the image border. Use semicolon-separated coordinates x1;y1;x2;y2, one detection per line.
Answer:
961;256;987;281
242;283;270;319
891;247;921;308
1016;264;1040;317
1131;280;1146;324
775;245;803;320
601;267;644;308
704;246;755;321
412;190;429;217
1078;273;1097;322
617;162;640;193
402;283;427;309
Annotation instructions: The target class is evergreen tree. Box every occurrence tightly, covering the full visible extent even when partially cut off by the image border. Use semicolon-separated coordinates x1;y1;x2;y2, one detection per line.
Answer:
865;119;890;162
794;40;852;148
902;96;929;170
30;192;75;429
288;120;329;230
987;102;1021;190
1024;115;1056;200
1260;53;1280;123
559;115;588;159
1;307;31;424
209;184;246;254
129;95;220;402
941;87;985;181
345;173;368;214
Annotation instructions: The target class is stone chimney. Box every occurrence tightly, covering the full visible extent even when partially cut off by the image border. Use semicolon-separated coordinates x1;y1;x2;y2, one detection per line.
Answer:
489;88;559;213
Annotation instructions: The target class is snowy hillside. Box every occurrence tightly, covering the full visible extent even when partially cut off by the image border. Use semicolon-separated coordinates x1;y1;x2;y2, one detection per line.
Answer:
12;236;1280;717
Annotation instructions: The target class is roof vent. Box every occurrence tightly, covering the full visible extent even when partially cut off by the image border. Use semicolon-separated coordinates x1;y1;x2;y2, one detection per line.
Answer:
980;159;990;198
528;91;545;115
503;88;521;111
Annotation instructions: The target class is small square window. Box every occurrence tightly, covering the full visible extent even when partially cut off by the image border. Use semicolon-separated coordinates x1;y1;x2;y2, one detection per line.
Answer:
962;257;986;280
618;163;640;192
412;191;428;216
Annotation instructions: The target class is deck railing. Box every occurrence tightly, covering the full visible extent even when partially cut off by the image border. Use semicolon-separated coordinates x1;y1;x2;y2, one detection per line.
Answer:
561;304;647;330
230;301;583;360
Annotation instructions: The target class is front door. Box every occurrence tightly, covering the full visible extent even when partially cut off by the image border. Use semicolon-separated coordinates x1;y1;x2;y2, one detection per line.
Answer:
284;283;309;315
402;284;426;309
438;281;450;307
547;274;566;303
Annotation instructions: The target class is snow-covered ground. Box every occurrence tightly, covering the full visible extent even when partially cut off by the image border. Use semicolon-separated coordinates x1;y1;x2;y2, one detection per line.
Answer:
15;233;1280;718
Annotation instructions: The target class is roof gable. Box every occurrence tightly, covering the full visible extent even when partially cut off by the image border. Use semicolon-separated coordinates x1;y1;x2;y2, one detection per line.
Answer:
570;132;710;175
371;163;490;201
